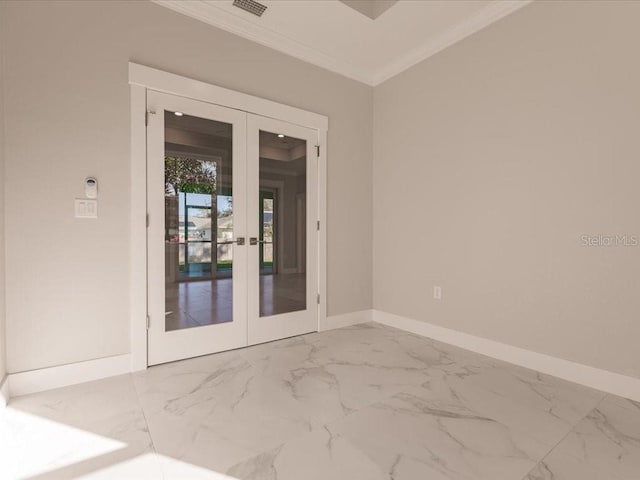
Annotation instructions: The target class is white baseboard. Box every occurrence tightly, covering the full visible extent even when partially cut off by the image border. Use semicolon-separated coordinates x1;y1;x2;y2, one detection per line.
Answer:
325;309;373;330
0;375;9;407
373;310;640;403
4;309;372;398
8;354;132;398
12;309;638;404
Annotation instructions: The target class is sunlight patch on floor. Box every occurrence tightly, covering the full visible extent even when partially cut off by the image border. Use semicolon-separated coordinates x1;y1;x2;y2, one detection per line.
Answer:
78;453;240;479
0;407;125;479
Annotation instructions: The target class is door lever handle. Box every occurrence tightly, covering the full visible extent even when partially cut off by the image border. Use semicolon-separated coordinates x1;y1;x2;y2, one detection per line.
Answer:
217;237;245;245
249;238;271;245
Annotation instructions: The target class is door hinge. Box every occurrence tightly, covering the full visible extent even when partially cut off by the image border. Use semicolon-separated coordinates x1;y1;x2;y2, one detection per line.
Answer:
317;220;320;231
146;213;150;228
146;315;150;330
315;145;320;157
317;293;320;304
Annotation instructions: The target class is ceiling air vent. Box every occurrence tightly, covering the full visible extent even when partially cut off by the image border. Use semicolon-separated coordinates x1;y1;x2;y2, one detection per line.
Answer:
233;0;268;17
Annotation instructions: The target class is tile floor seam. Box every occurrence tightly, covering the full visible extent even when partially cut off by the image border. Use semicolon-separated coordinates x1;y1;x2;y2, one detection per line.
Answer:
518;393;611;480
130;373;160;457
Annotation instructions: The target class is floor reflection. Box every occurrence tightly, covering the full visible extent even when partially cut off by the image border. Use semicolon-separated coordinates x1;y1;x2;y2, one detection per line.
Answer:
259;273;306;317
165;273;306;331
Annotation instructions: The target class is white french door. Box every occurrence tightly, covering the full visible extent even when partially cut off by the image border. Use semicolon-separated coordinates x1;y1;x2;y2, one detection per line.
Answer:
146;91;248;365
146;91;319;366
247;115;318;344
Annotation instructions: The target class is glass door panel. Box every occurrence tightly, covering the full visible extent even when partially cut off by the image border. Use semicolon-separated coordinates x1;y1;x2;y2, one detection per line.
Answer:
258;133;307;317
164;114;233;330
247;115;318;345
147;91;247;365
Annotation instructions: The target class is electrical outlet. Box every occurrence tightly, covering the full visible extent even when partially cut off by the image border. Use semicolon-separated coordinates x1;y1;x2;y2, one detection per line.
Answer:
433;285;442;300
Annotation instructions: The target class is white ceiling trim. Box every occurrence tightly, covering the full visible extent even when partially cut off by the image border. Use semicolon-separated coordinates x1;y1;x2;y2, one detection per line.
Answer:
153;0;532;87
153;0;373;85
372;0;532;85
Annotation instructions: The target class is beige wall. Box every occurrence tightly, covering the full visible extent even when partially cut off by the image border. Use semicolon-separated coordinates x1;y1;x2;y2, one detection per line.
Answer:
4;0;636;380
1;0;373;373
374;0;640;378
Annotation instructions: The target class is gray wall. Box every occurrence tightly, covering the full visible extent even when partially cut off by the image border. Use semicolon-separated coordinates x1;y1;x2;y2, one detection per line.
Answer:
1;0;373;373
4;0;636;381
373;0;640;378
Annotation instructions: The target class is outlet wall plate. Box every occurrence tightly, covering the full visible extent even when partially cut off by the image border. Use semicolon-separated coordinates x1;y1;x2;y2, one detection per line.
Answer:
433;285;442;300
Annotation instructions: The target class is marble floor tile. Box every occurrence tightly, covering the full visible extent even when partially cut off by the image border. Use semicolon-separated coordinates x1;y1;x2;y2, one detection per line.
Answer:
132;351;270;472
3;323;640;480
227;427;388;480
603;394;640;416
524;394;640;480
2;374;153;479
327;390;547;480
523;453;606;480
240;324;436;416
397;363;604;451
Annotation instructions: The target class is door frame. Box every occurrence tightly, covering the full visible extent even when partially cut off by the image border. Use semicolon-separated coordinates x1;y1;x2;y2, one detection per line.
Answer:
128;63;328;371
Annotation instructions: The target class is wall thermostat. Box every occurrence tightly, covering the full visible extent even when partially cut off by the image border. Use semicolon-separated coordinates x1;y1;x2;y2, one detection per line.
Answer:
85;177;98;198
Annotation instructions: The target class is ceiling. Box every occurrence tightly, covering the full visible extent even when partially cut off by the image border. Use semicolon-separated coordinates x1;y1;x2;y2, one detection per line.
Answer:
153;0;531;86
165;112;304;162
260;130;306;151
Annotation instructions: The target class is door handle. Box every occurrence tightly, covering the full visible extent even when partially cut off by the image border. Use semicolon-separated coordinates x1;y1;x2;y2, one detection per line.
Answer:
249;237;258;246
249;238;270;245
220;237;245;246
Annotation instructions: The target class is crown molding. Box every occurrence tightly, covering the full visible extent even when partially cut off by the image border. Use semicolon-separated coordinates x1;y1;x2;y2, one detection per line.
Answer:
153;0;532;87
372;0;533;85
152;0;375;85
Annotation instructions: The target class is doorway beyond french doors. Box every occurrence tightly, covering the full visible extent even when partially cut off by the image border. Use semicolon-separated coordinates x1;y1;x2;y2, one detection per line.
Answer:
146;91;319;366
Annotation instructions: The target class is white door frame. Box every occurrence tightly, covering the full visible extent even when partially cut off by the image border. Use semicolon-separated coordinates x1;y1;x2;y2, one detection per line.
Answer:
128;63;328;371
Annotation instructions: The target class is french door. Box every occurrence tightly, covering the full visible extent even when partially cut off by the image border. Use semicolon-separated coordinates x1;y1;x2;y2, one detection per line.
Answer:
247;115;318;345
146;91;318;365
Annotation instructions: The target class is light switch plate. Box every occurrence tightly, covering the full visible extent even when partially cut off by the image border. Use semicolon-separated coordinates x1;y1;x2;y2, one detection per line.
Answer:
75;199;98;218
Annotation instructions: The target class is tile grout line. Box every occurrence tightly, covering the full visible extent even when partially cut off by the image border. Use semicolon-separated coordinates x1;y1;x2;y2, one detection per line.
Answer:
518;393;610;480
129;372;160;458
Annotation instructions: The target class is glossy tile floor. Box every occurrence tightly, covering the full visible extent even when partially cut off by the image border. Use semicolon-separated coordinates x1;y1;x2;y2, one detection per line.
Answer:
2;323;640;479
165;273;306;331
